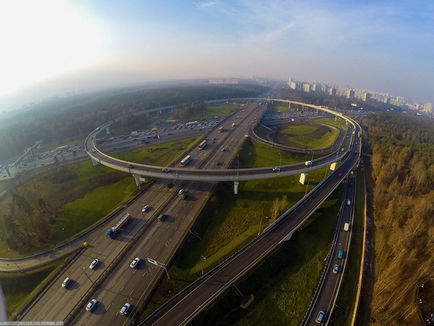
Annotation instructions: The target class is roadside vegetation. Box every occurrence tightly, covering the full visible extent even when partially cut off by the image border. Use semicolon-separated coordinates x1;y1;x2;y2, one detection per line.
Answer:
0;137;198;257
140;139;333;320
268;103;296;113
0;257;66;318
276;122;339;150
0;180;9;193
365;113;433;325
193;192;342;326
314;117;349;132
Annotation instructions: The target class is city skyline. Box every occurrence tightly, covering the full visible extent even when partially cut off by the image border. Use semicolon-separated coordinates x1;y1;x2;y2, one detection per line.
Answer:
0;0;433;110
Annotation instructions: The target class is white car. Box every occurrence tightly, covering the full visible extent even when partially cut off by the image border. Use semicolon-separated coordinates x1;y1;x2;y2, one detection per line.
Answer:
120;303;131;315
142;205;150;213
346;199;351;206
62;277;71;288
178;189;185;196
89;259;99;270
272;167;280;172
130;257;140;269
85;299;98;312
304;160;313;167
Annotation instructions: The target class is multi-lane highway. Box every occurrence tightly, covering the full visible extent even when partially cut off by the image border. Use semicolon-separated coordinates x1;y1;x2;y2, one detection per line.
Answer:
71;102;268;325
302;174;356;325
17;97;359;325
19;101;266;324
140;106;361;326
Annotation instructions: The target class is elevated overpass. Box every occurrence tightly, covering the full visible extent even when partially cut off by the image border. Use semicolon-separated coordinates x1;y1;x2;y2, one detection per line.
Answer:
85;99;357;183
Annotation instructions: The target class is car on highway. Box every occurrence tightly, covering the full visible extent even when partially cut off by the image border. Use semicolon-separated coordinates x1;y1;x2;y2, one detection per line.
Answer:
344;222;350;231
89;259;99;270
120;302;131;316
142;205;150;213
216;161;222;166
316;310;326;323
162;168;171;173
304;160;313;167
130;257;140;268
346;199;351;206
62;277;71;289
272;167;280;172
333;264;340;274
178;189;185;196
158;214;167;222
337;249;344;259
85;298;98;312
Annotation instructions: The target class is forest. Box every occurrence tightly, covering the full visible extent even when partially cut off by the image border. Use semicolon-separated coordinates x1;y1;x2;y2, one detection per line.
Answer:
364;112;434;325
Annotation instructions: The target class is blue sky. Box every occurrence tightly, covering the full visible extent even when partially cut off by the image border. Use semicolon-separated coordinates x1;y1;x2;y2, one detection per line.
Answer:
0;0;433;108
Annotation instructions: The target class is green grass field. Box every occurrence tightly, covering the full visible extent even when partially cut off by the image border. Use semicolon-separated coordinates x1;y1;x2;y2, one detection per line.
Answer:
192;192;342;325
269;103;295;113
0;258;66;318
191;103;240;120
139;139;333;320
0;137;199;257
279;123;340;150
314;117;349;132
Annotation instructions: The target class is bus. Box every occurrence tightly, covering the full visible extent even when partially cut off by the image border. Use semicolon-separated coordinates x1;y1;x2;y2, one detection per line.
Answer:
180;154;192;166
198;139;207;150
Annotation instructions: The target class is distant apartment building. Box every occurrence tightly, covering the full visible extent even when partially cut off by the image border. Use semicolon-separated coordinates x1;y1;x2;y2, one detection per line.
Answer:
424;102;433;113
345;89;355;99
362;92;370;102
303;83;311;93
328;87;337;96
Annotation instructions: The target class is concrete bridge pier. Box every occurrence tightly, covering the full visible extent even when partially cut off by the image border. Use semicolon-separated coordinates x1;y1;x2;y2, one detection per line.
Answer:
299;173;308;185
280;231;293;243
105;127;110;135
234;181;239;194
330;162;337;171
133;174;144;187
91;158;100;166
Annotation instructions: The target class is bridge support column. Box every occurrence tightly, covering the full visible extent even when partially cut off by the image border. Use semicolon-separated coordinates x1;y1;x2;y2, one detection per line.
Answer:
234;181;239;194
91;158;100;166
299;173;307;185
133;174;143;187
280;231;293;243
105;127;110;135
330;162;337;171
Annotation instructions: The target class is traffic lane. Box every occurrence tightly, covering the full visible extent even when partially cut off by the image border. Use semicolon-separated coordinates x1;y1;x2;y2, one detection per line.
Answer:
304;180;355;325
150;153;359;325
74;104;262;324
22;182;176;321
78;184;215;326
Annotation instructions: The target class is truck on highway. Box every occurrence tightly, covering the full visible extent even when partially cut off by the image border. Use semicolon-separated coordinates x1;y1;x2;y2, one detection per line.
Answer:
343;222;350;232
107;213;131;238
180;154;192;166
198;139;207;150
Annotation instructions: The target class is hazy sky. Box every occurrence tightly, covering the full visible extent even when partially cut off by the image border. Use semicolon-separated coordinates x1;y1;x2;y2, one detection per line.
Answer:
1;0;433;109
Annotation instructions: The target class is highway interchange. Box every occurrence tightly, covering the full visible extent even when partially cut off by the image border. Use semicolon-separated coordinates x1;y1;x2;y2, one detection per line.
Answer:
14;98;361;325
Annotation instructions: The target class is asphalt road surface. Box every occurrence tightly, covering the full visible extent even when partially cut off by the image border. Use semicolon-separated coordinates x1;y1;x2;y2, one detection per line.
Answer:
302;174;356;325
20;101;265;324
142;123;361;326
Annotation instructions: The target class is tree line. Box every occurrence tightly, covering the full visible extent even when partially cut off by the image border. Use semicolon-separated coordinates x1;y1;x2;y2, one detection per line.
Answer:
364;112;433;325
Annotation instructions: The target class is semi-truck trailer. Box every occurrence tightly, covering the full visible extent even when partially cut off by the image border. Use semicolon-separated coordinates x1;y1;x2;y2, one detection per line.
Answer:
107;213;131;238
